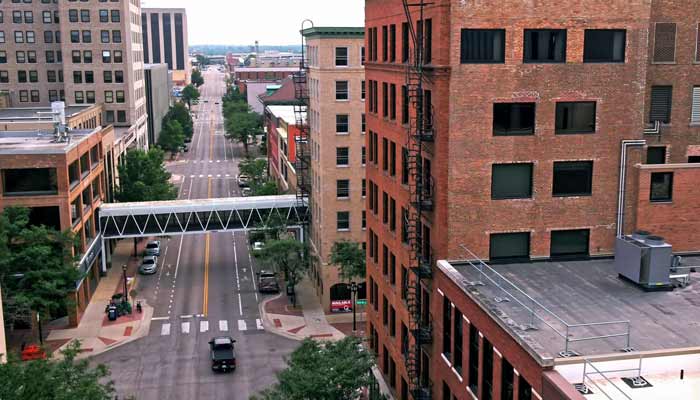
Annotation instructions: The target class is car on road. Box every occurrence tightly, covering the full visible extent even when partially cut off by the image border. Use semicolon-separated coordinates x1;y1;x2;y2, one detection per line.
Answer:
241;187;252;197
181;143;189;152
184;136;192;143
145;240;161;256
139;256;158;275
209;337;236;372
237;174;250;188
257;270;280;293
252;242;264;251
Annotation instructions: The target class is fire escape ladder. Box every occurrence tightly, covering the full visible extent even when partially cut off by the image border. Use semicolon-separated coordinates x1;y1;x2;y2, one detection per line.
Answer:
293;22;313;224
402;1;434;399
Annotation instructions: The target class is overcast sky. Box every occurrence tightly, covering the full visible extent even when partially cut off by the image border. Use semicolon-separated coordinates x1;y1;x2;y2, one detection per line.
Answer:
142;0;365;46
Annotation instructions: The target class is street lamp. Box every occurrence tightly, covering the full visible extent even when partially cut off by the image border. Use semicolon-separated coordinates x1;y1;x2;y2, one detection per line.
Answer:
350;281;358;334
122;264;128;304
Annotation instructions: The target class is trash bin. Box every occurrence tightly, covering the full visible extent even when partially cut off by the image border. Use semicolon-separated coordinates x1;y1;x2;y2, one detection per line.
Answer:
107;305;118;321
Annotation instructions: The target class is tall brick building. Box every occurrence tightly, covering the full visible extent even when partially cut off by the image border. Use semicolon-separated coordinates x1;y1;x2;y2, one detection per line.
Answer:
365;1;700;399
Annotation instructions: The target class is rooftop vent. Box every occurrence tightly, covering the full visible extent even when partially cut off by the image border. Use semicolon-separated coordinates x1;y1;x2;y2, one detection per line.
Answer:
615;233;674;290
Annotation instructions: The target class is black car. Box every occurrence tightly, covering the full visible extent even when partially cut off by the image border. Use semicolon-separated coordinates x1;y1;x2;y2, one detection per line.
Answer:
209;337;236;372
257;270;280;293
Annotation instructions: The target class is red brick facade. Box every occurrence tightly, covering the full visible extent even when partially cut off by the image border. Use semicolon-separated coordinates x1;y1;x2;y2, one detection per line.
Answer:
365;1;700;399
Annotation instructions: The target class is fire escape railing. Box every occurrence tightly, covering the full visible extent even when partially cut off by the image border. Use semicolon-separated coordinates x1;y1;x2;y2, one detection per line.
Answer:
402;1;434;399
293;20;313;231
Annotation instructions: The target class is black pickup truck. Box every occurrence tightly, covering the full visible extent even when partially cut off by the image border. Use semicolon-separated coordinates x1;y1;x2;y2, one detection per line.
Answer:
209;336;236;372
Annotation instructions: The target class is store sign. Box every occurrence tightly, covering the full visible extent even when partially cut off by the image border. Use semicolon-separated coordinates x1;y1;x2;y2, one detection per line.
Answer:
331;300;353;313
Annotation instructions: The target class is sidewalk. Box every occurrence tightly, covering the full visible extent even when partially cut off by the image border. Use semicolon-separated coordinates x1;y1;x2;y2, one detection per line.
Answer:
260;277;365;341
46;239;153;359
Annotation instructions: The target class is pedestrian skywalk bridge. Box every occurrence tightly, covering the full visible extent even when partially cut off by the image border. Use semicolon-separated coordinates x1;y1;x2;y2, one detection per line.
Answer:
98;195;308;239
157;318;264;336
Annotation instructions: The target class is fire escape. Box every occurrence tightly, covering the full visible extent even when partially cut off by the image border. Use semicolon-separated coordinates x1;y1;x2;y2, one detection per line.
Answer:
292;20;313;230
402;1;434;399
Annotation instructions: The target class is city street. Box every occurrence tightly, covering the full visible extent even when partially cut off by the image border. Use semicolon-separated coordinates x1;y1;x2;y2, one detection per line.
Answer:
92;69;298;399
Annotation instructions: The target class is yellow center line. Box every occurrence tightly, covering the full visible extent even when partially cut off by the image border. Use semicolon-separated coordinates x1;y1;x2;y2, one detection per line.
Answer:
203;176;212;317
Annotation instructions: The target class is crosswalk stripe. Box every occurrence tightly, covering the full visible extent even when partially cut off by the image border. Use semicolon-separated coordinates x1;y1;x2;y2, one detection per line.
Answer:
256;319;264;330
200;320;209;333
219;320;228;332
238;320;247;331
161;323;171;336
181;322;190;334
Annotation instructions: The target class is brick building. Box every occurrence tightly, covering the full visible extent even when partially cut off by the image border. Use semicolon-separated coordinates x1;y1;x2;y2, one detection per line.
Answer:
0;114;115;326
365;0;700;399
141;8;191;86
265;105;301;193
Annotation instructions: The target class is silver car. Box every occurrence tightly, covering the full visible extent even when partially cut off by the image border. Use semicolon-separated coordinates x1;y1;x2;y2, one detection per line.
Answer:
145;240;161;256
139;256;158;275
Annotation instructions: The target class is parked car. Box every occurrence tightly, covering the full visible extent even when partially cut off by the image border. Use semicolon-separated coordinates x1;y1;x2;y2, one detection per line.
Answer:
257;270;280;293
209;337;236;372
139;256;158;275
185;136;192;143
237;174;250;188
252;242;264;251
241;187;252;197
181;143;189;152
145;240;161;256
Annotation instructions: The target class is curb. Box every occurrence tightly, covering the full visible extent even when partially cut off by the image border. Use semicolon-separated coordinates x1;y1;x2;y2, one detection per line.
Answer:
258;293;305;342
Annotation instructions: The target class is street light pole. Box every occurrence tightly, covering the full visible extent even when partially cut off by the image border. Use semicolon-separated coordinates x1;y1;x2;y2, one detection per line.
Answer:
37;312;43;345
122;264;128;304
350;282;358;334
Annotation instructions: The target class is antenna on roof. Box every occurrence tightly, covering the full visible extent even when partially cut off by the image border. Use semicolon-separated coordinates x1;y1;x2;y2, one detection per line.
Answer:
37;102;69;142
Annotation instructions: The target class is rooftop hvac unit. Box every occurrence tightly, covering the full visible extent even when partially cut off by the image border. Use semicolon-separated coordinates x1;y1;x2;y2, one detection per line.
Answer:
615;232;673;291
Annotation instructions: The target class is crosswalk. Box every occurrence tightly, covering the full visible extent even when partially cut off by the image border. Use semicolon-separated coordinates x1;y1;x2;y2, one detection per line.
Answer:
158;319;263;336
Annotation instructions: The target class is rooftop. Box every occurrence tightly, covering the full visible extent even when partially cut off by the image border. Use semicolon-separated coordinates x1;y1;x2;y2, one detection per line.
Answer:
301;27;365;38
0;105;95;122
234;67;299;72
439;255;700;365
0;129;98;155
266;105;306;125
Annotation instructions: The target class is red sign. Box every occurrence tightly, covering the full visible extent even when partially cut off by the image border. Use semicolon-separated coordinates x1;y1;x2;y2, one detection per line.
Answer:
331;300;353;313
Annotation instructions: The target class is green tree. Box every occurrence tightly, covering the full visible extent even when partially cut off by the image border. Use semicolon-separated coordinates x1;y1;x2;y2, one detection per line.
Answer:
181;84;201;109
157;120;185;156
252;181;279;196
0;341;115;400
251;337;375;400
238;158;267;186
223;100;250;116
225;111;262;156
330;241;366;282
116;148;177;203
222;87;246;104
0;207;80;327
195;54;210;66
253;239;308;306
163;102;193;139
191;69;204;87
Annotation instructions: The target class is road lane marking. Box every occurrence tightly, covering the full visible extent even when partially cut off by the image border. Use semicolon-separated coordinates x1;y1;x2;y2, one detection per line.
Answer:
219;320;228;332
237;320;247;331
233;236;243;316
180;315;193;319
152;316;169;321
256;319;264;330
200;320;209;333
181;322;190;334
161;323;171;336
248;243;259;301
203;177;212;317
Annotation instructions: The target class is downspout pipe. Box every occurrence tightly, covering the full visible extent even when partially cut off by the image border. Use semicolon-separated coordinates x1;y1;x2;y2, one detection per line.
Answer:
617;140;647;238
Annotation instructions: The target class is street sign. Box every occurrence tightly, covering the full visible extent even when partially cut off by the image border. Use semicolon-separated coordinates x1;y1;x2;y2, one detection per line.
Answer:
356;300;367;306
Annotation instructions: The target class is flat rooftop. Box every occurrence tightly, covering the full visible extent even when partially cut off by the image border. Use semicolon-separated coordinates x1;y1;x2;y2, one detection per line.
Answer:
0;129;97;155
440;255;700;365
0;105;94;122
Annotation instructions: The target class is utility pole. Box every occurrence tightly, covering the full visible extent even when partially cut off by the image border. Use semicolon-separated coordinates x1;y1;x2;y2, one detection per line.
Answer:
350;282;358;334
122;264;129;304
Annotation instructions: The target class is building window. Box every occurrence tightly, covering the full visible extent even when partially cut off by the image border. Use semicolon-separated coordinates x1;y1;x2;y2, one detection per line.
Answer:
442;296;452;358
336;147;349;166
646;147;666;164
336;179;350;198
453;308;463;375
583;29;626;63
650;172;673;202
336;115;349;133
553;161;593;197
649;86;673;124
335;47;348;66
389;24;396;62
551;229;590;258
460;29;505;63
361;80;366;100
519;376;533;400
390;84;396;120
389;305;396;336
337;212;350;231
382;25;388;62
382;296;388;326
493;103;536;136
502;358;515;400
490;232;530;262
491;163;533;200
382;82;388;118
653;23;677;63
401;86;409;124
468;324;479;394
482;338;494;400
524;29;566;63
401;147;409;184
691;86;700;125
402;22;409;63
335;81;349;101
555;102;596;134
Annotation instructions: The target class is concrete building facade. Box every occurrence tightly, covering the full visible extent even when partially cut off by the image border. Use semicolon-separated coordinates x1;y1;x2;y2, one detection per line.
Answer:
144;63;172;146
302;27;368;314
364;1;700;399
141;8;190;86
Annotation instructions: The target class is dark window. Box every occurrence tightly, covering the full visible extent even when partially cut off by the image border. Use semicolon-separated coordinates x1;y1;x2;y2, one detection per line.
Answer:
336;81;349;100
162;13;172;69
402;22;409;63
336;179;350;198
150;14;161;63
555;102;596;134
337;211;350;230
491;163;533;199
453;309;463;374
482;338;493;400
336;115;349;133
443;296;452;357
688;156;700;163
336;147;349;166
401;85;409;124
461;29;505;63
389;24;396;62
390;84;396;120
502;358;515;400
649;86;673;124
335;47;348;66
382;25;388;62
553;161;593;196
518;376;533;400
524;29;566;63
382;82;388;117
175;13;185;70
646;147;666;164
2;168;58;196
141;14;149;62
584;29;626;63
551;229;590;258
650;172;673;202
490;232;530;262
653;23;676;63
443;382;451;400
493;103;535;136
401;147;409;185
468;324;479;394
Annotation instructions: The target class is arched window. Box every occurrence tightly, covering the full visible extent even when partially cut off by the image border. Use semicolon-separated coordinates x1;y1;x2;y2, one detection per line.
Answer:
330;283;351;301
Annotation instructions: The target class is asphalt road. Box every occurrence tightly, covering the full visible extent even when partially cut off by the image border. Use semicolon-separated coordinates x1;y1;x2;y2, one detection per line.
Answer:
93;69;298;400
